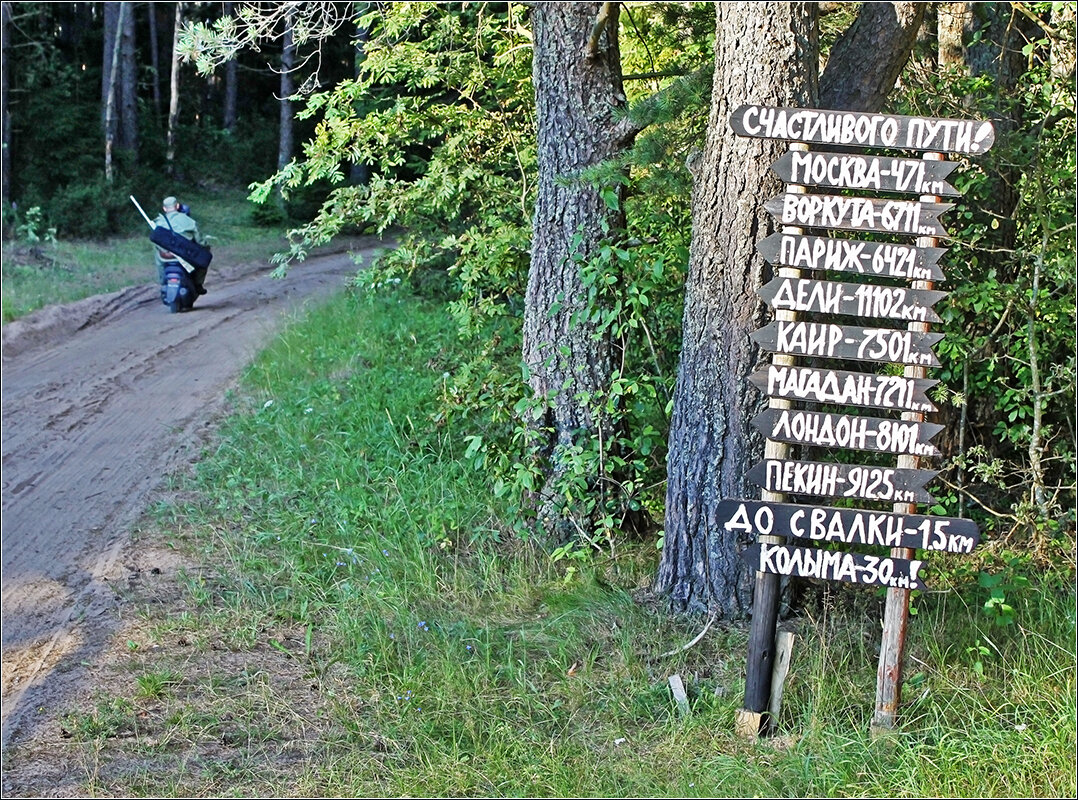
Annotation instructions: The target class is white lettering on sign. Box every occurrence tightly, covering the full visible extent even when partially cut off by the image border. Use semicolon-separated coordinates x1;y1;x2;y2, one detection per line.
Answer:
740;106;899;147
769;410;938;456
779;194;925;234
734;106;995;154
756;543;925;589
775;235;934;280
762;460;925;502
766;278;941;322
764;365;932;412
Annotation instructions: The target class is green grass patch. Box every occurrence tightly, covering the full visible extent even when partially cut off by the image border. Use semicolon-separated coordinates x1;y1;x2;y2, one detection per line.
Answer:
68;286;1075;797
2;186;287;321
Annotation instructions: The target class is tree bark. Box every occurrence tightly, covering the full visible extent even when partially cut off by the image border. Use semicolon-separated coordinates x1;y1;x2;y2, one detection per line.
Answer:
148;1;162;120
167;2;183;176
1;1;11;207
103;2;126;182
223;1;238;131
655;3;818;617
522;1;631;539
119;1;138;159
820;1;925;111
278;6;297;173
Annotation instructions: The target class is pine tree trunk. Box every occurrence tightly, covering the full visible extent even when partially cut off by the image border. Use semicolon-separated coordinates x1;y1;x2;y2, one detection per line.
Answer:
148;1;162;119
167;2;183;176
522;1;630;539
655;3;818;617
120;1;138;159
819;2;925;111
104;2;126;182
223;1;238;131
1;2;11;207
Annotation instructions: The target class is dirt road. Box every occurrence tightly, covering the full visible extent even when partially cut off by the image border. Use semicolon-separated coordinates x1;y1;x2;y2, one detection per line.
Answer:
1;240;385;749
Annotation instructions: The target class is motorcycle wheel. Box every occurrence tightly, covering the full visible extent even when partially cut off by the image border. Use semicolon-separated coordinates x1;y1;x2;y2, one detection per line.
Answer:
168;298;181;314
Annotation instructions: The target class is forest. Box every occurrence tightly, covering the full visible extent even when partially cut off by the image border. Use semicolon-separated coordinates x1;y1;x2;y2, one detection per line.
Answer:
1;1;1075;793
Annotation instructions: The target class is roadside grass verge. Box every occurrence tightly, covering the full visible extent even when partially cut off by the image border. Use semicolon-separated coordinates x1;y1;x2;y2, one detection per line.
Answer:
1;187;287;321
59;287;1076;797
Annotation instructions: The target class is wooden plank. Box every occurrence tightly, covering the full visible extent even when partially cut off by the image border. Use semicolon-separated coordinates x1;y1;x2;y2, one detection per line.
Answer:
717;499;980;553
757;233;946;282
758;277;946;323
750;364;938;413
771;150;960;196
751;320;943;367
729;104;995;154
764;193;952;237
741;542;927;591
747;458;937;503
752;408;943;457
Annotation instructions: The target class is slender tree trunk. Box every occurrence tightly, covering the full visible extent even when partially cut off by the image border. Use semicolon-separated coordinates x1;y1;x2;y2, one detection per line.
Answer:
101;2;120;133
167;2;183;176
120;1;138;159
349;3;371;185
104;2;126;182
522;1;632;539
222;1;238;131
655;3;818;617
148;1;162;120
1;1;11;207
278;6;297;172
938;2;971;68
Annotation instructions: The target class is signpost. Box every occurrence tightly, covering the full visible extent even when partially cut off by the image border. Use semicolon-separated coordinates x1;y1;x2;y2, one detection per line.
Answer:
728;103;991;737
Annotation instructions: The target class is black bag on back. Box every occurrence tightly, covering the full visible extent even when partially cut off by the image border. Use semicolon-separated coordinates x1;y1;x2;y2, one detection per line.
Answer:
150;221;212;270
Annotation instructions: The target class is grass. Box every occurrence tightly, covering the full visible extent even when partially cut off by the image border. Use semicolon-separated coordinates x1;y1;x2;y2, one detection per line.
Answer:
1;186;289;321
52;286;1077;797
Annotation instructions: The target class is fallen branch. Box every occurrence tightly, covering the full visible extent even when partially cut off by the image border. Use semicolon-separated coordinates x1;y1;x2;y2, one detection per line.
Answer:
659;610;717;658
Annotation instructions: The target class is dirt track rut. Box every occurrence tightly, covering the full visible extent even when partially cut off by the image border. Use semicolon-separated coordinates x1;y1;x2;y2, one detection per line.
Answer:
0;240;383;747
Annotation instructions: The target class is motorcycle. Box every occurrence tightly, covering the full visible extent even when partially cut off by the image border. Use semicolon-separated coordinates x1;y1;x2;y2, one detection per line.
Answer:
130;195;213;314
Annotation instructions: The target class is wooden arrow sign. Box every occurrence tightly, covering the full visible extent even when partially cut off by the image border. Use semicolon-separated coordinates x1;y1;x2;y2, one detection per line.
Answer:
751;364;938;413
758;277;946;323
765;193;952;237
752;408;943;457
741;542;928;591
771;150;960;197
757;233;947;282
751;320;943;367
718;500;980;553
729;105;995;154
747;458;938;503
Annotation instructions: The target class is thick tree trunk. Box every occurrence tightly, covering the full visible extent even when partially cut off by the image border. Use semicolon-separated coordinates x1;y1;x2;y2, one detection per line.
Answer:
655;3;818;617
819;2;925;111
522;1;631;539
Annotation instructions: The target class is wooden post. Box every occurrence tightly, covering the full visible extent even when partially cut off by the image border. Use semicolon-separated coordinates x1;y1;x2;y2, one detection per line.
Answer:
736;142;806;738
872;151;944;732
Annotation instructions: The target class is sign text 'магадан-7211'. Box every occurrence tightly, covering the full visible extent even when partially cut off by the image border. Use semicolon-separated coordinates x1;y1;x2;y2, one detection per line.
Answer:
717;500;980;553
741;542;927;591
747;458;938;503
729;105;996;154
757;233;946;282
752;408;943;457
752;320;943;366
770;150;960;196
765;193;952;237
758;277;946;323
750;364;938;413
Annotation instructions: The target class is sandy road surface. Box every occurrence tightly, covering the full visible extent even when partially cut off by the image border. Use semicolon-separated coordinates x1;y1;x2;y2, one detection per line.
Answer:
0;240;384;748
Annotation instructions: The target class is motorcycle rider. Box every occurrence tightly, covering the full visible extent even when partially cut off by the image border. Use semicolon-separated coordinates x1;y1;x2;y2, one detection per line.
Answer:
153;196;207;295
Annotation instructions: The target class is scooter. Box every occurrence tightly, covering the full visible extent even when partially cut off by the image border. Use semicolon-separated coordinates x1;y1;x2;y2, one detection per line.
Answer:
159;257;199;314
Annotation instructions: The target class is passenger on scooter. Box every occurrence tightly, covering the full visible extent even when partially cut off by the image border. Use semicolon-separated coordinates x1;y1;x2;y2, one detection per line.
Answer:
153;196;207;295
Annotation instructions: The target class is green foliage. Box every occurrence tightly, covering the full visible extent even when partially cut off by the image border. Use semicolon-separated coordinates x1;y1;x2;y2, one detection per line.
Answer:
891;7;1076;561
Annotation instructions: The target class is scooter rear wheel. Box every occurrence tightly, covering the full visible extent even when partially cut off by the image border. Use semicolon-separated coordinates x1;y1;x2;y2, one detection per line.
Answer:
168;298;181;313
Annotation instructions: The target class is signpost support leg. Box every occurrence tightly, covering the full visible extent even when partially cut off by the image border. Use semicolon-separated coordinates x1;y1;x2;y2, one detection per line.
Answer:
737;143;807;738
872;151;944;733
